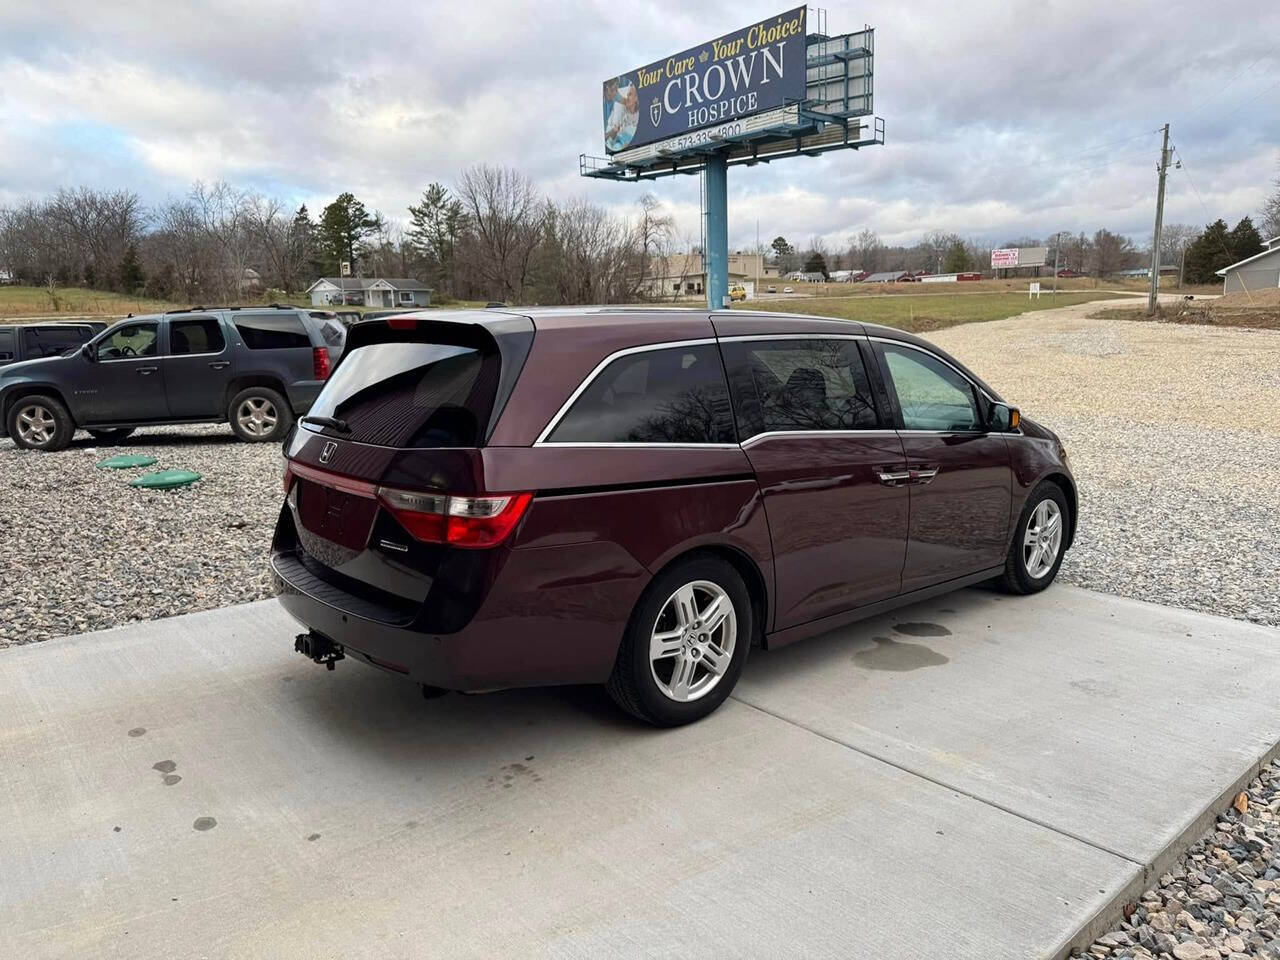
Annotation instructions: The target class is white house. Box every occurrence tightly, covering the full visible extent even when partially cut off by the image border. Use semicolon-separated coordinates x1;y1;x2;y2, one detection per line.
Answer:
306;277;433;308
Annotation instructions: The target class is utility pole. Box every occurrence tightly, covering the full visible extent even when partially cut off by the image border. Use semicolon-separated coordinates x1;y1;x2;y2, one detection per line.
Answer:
1148;123;1171;314
1053;232;1062;295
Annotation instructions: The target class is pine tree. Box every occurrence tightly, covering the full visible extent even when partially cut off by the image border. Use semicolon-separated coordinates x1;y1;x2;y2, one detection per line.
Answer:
1182;220;1235;285
1227;217;1263;263
943;239;972;273
318;193;378;275
118;245;145;293
407;183;463;292
802;251;828;278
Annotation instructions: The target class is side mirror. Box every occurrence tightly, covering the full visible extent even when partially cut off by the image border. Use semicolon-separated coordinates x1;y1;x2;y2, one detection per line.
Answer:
990;402;1021;432
81;342;96;361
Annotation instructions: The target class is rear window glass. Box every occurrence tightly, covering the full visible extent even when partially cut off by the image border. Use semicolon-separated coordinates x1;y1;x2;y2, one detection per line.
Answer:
546;344;735;444
0;328;15;360
234;312;310;350
23;325;91;358
305;342;500;447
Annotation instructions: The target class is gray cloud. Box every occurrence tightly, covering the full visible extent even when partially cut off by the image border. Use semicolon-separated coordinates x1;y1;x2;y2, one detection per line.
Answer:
1;0;1277;252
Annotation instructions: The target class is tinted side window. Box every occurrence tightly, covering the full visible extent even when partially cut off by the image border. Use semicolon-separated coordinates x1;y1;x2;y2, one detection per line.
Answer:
97;322;158;360
723;338;879;438
0;327;15;360
546;344;734;444
23;325;89;358
880;344;981;432
234;312;310;350
170;317;225;355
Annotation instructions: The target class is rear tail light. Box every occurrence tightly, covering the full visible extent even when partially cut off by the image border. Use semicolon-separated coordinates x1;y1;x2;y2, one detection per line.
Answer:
283;459;294;493
376;487;533;549
386;315;417;330
312;346;331;380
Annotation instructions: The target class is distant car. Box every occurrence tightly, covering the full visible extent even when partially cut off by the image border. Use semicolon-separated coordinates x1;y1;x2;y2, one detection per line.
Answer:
783;286;795;294
0;321;107;368
766;285;777;294
728;285;747;302
0;306;346;451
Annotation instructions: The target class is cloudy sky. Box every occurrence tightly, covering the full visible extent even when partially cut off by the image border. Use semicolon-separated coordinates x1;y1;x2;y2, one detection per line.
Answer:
1;0;1278;250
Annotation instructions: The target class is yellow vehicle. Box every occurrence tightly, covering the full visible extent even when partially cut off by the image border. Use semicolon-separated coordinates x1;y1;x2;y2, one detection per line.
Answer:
728;284;747;302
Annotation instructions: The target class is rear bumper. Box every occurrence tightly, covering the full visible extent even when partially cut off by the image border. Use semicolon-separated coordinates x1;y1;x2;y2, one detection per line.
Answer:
271;538;648;691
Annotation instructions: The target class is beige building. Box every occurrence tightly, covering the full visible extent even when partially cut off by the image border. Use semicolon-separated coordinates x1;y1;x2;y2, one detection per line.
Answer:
637;253;773;299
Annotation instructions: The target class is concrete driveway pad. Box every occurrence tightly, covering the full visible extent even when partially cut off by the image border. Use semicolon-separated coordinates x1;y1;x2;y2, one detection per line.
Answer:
2;587;1278;959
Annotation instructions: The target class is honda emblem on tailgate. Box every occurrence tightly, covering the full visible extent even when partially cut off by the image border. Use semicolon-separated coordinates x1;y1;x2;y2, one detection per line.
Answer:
319;441;336;464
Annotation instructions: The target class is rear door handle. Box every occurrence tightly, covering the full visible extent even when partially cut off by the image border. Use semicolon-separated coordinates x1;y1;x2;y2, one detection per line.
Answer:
875;468;912;486
137;366;158;375
208;360;231;369
909;466;940;485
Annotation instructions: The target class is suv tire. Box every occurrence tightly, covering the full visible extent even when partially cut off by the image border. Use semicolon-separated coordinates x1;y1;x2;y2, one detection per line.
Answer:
88;428;135;444
228;386;292;443
607;555;752;727
997;481;1070;594
8;394;75;451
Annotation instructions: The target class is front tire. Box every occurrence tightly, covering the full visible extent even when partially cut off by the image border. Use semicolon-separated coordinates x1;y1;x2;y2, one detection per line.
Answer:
607;555;752;727
7;394;75;451
997;481;1069;594
228;387;292;442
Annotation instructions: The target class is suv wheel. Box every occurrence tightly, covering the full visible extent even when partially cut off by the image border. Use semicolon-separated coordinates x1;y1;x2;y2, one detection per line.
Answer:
607;555;752;727
8;395;74;451
228;387;292;442
88;428;135;444
997;482;1070;594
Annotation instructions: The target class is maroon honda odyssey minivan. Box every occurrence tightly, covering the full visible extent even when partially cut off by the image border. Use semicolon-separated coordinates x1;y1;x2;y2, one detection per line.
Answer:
272;307;1076;725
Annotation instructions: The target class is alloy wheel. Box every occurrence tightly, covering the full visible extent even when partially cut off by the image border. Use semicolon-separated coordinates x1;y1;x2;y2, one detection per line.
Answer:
16;403;56;447
649;580;737;703
1023;499;1063;579
236;397;278;437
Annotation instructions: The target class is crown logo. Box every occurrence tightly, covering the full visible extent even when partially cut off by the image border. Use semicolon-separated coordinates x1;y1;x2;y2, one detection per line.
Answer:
699;50;710;63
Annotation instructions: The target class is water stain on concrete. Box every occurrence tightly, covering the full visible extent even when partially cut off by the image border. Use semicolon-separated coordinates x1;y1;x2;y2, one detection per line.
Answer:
1070;678;1122;699
127;727;147;738
307;833;321;842
162;774;182;786
893;622;953;638
152;760;177;774
854;637;950;672
192;817;217;831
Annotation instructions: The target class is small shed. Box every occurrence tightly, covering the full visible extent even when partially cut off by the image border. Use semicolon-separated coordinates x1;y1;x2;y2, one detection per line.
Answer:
1216;237;1280;294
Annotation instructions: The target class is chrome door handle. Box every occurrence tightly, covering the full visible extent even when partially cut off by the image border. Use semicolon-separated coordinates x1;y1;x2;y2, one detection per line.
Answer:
910;467;939;485
137;366;158;375
875;469;912;486
208;360;230;369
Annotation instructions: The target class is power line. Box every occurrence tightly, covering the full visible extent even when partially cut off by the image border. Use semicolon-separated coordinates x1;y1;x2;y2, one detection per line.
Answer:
1181;55;1269;118
1171;146;1255;306
1032;128;1161;167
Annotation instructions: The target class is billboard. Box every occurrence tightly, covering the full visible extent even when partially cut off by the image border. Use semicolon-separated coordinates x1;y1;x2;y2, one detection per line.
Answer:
603;7;807;154
991;248;1019;269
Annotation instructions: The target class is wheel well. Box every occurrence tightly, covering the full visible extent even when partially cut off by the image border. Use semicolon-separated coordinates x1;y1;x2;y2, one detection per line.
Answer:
653;545;771;650
224;376;286;415
1041;472;1078;548
2;386;74;426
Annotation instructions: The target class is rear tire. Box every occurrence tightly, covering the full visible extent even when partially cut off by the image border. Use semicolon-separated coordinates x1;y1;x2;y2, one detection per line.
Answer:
228;387;292;442
607;555;752;727
88;428;135;444
7;394;74;451
997;481;1070;594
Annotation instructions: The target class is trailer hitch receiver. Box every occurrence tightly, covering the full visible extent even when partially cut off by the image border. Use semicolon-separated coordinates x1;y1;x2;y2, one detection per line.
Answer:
295;632;345;670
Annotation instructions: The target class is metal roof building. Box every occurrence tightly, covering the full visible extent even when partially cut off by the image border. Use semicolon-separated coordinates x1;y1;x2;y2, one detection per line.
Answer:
1216;237;1280;294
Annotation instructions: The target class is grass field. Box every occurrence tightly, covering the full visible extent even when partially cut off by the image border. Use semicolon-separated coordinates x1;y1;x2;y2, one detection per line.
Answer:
0;285;185;319
739;290;1141;333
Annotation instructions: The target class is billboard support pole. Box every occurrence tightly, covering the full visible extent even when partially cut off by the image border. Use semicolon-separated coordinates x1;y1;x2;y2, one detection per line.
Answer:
705;151;728;310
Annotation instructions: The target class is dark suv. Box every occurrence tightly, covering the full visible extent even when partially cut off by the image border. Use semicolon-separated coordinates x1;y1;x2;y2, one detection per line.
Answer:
273;308;1076;726
0;306;345;450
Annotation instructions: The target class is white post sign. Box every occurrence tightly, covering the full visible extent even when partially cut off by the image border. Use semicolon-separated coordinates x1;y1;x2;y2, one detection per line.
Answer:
1029;282;1041;300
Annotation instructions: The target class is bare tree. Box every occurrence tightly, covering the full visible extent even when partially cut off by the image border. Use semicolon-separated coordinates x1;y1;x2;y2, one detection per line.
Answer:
455;164;545;303
1259;162;1280;240
192;181;255;300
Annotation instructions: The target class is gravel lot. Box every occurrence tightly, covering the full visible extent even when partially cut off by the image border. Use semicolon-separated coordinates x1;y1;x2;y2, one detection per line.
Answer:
0;425;280;646
2;298;1278;646
931;298;1280;628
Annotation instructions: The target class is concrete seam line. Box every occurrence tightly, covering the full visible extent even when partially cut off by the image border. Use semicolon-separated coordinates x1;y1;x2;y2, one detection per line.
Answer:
729;694;1141;865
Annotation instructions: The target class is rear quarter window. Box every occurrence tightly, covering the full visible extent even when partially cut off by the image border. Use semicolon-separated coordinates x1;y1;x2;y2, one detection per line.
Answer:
545;343;735;444
23;325;92;358
234;312;310;350
0;327;16;360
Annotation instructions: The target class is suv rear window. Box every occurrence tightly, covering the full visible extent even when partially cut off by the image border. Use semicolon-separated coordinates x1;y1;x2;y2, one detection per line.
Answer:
0;327;15;361
234;312;310;350
305;341;500;447
23;325;91;358
545;343;735;444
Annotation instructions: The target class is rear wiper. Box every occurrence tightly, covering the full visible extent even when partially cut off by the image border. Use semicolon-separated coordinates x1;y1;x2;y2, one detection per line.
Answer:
301;415;350;433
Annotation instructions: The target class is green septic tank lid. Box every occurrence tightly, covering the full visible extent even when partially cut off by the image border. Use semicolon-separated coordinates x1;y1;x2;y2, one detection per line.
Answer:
96;454;158;470
129;469;202;490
